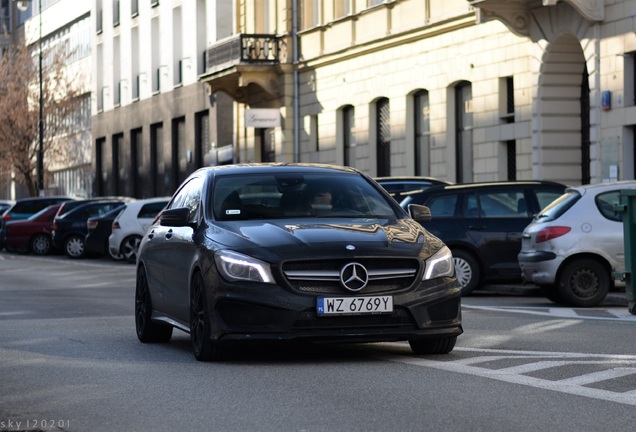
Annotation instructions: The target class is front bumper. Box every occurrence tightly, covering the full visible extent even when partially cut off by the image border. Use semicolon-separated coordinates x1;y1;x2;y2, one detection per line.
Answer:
205;274;463;344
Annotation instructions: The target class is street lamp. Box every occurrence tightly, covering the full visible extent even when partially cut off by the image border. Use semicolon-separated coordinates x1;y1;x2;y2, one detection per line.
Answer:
15;0;43;197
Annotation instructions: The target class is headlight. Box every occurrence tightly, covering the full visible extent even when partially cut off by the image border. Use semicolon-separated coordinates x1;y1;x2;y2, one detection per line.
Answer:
423;246;454;280
214;250;275;284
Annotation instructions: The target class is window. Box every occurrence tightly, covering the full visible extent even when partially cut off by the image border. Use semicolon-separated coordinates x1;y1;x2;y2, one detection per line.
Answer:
376;98;390;177
334;0;351;18
195;110;210;167
131;128;143;198
455;81;472;183
131;0;139;16
172;116;187;188
342;105;355;167
302;0;320;29
414;90;430;176
150;122;164;196
113;0;120;26
506;140;516;181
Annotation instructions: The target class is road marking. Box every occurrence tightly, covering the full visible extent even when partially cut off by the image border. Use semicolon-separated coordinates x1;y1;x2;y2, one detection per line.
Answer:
376;346;636;406
463;304;636;322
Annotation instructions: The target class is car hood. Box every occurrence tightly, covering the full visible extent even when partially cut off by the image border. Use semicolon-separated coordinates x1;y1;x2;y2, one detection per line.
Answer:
207;218;435;261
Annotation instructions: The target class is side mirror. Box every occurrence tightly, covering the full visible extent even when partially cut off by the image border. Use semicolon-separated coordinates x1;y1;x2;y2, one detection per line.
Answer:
160;207;191;227
408;204;431;223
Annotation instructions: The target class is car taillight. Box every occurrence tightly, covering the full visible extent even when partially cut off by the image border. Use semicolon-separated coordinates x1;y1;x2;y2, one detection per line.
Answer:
87;220;97;230
536;226;571;243
112;221;120;230
2;214;10;221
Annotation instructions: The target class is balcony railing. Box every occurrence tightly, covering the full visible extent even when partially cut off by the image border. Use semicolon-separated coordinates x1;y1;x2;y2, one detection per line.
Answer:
205;34;283;74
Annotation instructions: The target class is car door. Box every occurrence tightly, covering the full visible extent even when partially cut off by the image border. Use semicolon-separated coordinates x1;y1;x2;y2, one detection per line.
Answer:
458;187;532;278
154;177;204;322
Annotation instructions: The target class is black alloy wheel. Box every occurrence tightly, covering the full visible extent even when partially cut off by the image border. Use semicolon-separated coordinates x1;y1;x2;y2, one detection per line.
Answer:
135;265;173;343
190;272;222;361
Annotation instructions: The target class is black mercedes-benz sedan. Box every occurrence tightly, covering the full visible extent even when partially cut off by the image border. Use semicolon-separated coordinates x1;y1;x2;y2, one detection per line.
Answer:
135;163;462;361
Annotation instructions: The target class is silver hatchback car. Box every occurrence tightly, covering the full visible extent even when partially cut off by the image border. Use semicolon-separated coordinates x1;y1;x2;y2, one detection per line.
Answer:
519;181;636;307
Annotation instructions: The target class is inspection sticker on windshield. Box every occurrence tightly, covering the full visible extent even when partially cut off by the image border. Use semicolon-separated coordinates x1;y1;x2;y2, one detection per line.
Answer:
317;296;393;316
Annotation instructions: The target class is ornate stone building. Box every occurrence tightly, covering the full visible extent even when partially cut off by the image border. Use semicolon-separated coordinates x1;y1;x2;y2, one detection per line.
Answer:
93;0;636;196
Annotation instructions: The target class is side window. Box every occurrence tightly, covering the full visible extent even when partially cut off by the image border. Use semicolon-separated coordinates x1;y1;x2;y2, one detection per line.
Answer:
596;191;622;222
138;202;167;219
183;179;203;222
463;193;482;218
476;190;524;218
536;190;564;211
169;179;195;210
427;194;458;217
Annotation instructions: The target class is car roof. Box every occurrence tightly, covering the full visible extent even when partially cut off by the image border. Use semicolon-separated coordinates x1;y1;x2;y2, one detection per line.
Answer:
425;180;566;191
566;180;636;194
197;163;363;177
374;176;451;184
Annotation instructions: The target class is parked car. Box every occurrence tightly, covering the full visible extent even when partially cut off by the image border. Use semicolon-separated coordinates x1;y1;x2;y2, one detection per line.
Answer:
108;197;170;263
375;176;452;202
85;205;127;260
135;163;462;361
53;196;133;220
52;200;131;258
3;204;62;255
401;180;567;295
519;181;636;307
0;196;74;251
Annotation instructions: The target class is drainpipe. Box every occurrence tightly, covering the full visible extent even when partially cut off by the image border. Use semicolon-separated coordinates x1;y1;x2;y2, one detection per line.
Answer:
292;0;300;162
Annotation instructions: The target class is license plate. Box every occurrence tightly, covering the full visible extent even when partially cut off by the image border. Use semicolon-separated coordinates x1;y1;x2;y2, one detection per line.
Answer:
317;296;393;316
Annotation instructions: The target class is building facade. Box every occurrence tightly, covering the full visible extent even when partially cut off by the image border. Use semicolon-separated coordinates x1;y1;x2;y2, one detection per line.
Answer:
92;0;636;198
1;0;92;199
91;0;234;198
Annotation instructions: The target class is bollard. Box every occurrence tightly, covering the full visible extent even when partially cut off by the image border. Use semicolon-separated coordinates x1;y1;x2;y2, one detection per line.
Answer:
616;190;636;314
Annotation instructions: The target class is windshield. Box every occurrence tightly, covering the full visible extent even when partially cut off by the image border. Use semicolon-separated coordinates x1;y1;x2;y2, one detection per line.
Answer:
212;173;398;221
534;190;581;222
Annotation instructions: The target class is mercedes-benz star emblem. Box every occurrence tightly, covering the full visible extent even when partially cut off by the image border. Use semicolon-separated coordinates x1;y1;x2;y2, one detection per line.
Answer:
340;262;369;292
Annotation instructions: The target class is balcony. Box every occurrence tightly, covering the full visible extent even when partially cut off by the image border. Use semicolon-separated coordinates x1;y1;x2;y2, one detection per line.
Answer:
200;34;288;105
467;0;604;37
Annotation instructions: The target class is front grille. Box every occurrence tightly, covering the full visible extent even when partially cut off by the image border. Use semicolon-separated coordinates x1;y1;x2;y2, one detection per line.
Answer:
293;307;415;329
282;258;420;294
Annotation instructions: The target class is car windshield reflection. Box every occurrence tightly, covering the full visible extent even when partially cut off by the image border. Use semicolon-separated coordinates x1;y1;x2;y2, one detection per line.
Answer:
212;173;397;221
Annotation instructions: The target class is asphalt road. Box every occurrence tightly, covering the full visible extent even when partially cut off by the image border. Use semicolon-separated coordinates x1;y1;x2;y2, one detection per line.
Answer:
1;253;635;432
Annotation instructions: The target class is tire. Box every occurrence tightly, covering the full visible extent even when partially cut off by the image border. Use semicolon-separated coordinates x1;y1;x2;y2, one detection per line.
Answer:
30;234;52;255
64;235;86;258
557;258;610;307
452;250;481;295
539;284;564;304
121;235;142;264
409;336;457;355
190;272;222;361
135;265;173;343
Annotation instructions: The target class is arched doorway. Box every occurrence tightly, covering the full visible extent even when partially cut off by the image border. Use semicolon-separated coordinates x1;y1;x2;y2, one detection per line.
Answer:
536;33;589;185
